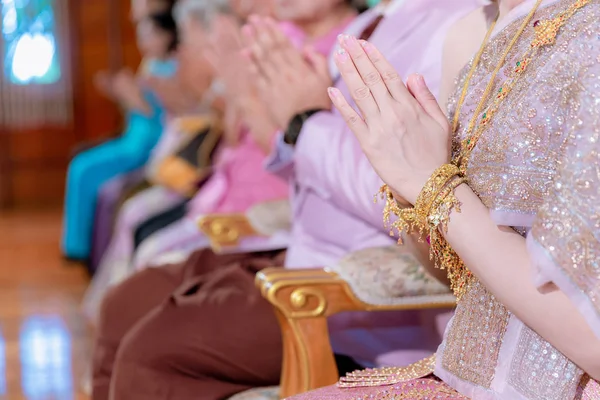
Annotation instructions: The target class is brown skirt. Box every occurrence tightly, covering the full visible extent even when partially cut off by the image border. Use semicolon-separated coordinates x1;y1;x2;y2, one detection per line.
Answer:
92;248;285;400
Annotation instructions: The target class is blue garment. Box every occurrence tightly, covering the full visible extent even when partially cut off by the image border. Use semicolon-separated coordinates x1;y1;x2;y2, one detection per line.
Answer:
61;59;177;259
145;58;178;77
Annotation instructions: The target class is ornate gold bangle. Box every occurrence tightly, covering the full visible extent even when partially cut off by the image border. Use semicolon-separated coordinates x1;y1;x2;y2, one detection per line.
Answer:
427;175;472;299
414;164;462;222
376;167;472;299
377;164;461;243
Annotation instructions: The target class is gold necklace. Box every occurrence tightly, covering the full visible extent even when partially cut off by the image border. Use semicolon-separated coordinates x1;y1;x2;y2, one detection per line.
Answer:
451;0;542;168
438;0;590;299
452;0;590;173
378;0;591;299
450;18;497;134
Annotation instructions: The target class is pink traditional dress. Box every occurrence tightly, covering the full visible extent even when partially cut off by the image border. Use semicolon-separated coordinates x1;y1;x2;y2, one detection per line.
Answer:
290;0;600;398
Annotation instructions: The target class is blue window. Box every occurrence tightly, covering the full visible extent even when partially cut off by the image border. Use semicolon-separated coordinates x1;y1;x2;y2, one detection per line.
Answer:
2;0;61;85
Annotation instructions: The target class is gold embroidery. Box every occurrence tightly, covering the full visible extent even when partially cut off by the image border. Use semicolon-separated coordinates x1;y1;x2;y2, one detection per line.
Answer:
577;375;600;400
531;54;600;320
508;327;583;399
441;281;510;388
338;355;436;388
350;380;466;400
448;1;591;215
438;1;600;397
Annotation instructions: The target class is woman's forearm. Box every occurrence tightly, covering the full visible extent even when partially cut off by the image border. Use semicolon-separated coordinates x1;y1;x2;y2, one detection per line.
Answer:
402;232;451;287
442;183;600;379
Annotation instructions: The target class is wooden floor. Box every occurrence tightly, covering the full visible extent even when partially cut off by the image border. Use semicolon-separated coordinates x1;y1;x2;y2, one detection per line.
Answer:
0;209;91;400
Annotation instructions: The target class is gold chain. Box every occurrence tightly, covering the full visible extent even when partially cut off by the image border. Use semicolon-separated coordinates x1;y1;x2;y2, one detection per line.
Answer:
444;0;591;298
452;0;542;171
451;17;497;134
453;0;590;172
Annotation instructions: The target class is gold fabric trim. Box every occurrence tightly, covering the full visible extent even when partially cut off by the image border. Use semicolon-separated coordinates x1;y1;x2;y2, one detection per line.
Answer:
338;355;436;388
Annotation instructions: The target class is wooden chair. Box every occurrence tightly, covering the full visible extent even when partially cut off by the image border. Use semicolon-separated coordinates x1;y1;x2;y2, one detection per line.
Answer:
198;200;291;254
200;206;456;400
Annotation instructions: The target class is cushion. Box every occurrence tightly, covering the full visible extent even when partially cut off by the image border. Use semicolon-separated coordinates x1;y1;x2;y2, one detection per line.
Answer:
246;200;292;236
329;246;455;306
227;387;280;400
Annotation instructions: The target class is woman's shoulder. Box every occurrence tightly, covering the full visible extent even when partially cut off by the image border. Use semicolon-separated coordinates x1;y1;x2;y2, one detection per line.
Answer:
439;5;495;110
443;5;495;66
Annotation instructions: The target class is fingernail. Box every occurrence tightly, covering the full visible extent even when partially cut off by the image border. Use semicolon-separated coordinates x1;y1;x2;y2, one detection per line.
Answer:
327;87;339;98
337;34;345;44
336;48;349;62
415;74;426;87
344;35;359;48
359;40;373;53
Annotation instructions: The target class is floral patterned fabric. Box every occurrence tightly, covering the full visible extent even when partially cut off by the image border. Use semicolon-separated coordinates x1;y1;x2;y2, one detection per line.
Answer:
329;246;454;306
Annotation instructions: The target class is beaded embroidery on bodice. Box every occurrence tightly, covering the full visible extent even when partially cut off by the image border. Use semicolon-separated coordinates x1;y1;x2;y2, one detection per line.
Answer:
439;1;600;399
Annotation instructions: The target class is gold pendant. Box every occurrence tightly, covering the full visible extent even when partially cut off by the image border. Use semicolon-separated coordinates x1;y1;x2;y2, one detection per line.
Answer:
532;0;590;48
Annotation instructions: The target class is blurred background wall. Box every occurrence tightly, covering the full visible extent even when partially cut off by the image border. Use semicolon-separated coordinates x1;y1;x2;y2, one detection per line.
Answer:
0;0;140;208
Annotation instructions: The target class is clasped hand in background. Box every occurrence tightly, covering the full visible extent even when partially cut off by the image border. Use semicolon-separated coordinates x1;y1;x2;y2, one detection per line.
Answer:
242;16;333;129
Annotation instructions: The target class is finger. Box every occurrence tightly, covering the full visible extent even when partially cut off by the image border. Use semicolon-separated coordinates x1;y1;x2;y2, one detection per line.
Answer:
251;43;278;81
303;46;329;79
328;87;369;136
240;24;254;48
260;17;302;72
252;17;277;50
264;18;301;64
264;17;289;48
406;74;449;129
334;47;380;119
358;40;414;103
339;35;392;109
242;24;276;80
242;49;263;81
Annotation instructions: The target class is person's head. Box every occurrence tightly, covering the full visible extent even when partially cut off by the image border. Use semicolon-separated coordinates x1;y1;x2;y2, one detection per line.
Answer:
229;0;274;20
136;11;179;59
130;0;175;22
173;0;230;95
272;0;353;23
174;0;230;64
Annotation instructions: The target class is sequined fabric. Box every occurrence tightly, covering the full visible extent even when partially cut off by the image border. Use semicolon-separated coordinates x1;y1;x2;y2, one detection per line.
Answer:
440;281;509;389
577;375;600;400
288;378;466;400
287;1;600;399
529;13;600;335
438;1;600;399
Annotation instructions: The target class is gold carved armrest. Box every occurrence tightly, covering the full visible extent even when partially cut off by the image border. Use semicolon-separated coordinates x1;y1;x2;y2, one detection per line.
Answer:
255;267;455;398
198;214;262;252
198;200;291;253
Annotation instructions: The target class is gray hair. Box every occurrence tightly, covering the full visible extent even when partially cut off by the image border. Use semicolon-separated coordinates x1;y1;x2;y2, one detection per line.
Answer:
173;0;231;28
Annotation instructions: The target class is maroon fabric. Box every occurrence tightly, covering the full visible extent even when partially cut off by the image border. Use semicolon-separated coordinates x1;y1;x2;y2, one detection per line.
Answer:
92;248;285;400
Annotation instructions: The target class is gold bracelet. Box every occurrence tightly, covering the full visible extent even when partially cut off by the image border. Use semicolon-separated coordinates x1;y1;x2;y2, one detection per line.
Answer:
427;175;472;299
377;164;461;243
414;164;462;222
